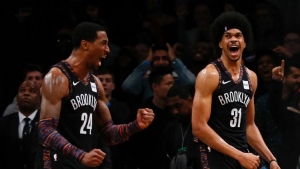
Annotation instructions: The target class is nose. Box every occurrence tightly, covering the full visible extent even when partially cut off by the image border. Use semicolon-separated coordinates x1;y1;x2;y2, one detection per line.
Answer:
23;90;30;96
158;58;164;65
106;45;110;53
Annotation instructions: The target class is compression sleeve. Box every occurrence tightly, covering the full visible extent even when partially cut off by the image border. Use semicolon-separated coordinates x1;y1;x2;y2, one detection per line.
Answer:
38;118;86;162
99;120;141;145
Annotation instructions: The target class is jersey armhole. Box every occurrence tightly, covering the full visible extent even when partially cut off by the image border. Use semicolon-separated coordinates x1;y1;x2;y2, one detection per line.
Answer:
91;74;101;99
211;62;222;92
244;66;253;93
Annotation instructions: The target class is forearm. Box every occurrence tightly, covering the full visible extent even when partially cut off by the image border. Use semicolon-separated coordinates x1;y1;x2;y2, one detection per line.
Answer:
247;124;276;163
172;58;196;85
122;61;150;95
193;124;243;160
39;118;86;162
99;120;141;145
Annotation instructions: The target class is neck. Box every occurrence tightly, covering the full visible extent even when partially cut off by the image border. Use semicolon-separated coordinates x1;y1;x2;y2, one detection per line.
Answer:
220;55;241;75
20;108;35;117
152;96;166;109
66;50;89;79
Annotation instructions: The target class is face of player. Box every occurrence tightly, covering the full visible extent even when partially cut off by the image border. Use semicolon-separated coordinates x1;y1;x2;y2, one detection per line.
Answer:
167;95;192;122
219;28;246;62
87;31;110;70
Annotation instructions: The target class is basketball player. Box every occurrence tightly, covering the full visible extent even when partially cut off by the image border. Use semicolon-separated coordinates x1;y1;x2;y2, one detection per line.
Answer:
191;12;280;169
36;22;155;169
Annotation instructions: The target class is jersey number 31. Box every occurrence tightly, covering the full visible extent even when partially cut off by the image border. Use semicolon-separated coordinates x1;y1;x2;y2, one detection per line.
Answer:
230;108;242;128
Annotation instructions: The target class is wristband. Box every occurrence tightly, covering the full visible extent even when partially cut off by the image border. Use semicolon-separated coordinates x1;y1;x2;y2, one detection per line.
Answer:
269;159;277;164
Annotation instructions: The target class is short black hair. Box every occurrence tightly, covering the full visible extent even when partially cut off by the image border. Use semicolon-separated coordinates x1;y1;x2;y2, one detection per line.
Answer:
210;11;253;48
148;66;173;87
167;85;191;99
94;67;115;83
284;54;300;77
72;22;106;49
23;63;44;80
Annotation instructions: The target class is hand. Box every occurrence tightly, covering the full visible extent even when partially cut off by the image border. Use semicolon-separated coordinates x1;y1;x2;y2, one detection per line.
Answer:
237;153;260;169
136;108;155;129
272;60;285;80
166;43;176;61
81;149;106;167
273;46;292;58
270;160;280;169
146;44;154;62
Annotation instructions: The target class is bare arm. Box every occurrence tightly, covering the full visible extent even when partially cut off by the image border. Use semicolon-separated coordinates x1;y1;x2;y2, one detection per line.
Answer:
93;76;154;145
192;64;244;160
39;68;86;161
39;68;106;167
246;69;278;165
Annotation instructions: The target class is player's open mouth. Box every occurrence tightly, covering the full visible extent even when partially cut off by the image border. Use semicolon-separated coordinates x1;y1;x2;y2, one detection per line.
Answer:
229;46;239;55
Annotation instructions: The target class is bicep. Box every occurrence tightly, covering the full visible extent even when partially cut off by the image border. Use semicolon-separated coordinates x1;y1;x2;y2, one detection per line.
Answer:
192;66;219;126
40;69;69;119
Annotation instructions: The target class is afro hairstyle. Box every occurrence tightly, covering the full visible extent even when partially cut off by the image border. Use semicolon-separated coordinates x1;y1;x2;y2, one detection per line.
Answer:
210;12;253;48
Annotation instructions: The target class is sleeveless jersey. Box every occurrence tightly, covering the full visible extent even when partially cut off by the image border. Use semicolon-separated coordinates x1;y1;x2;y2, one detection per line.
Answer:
209;59;253;149
48;61;100;168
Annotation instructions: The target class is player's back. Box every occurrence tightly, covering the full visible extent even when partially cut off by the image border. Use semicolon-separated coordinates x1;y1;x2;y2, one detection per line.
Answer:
209;59;253;149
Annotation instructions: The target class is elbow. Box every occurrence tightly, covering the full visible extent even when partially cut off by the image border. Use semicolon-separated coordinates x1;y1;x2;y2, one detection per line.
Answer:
192;123;207;140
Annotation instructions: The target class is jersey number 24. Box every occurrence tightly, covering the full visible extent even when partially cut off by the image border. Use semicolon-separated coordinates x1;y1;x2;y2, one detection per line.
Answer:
80;112;93;134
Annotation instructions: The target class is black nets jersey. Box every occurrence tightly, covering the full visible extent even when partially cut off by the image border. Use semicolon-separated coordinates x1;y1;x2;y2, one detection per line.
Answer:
209;59;253;149
55;61;99;152
37;61;100;169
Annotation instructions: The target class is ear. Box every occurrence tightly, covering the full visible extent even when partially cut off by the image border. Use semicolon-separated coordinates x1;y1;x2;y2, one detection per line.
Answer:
81;40;89;50
244;43;246;48
219;41;222;49
151;83;157;91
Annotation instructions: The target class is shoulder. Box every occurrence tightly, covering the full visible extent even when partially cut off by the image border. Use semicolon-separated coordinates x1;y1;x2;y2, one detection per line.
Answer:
198;63;218;77
41;68;69;100
44;67;68;82
196;64;219;86
0;113;17;126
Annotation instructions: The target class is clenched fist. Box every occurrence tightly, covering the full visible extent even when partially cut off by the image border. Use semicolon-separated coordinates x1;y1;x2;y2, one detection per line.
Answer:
136;108;155;129
81;149;106;167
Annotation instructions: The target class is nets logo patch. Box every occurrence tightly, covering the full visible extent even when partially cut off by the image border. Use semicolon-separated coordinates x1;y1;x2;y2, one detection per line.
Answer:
90;82;97;92
243;80;249;90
